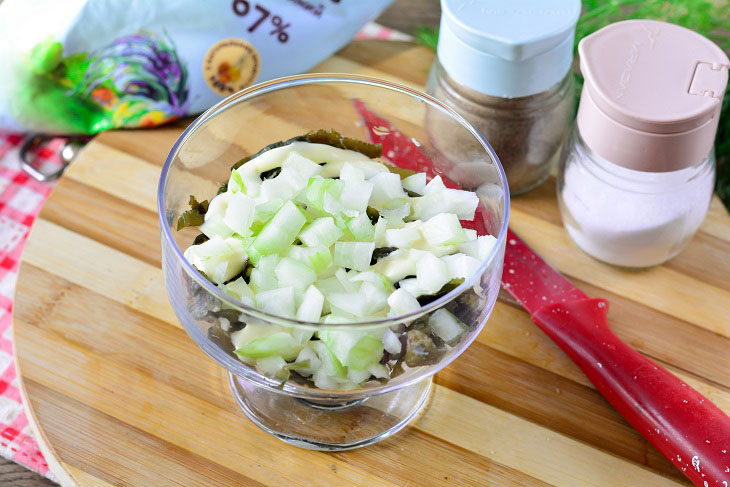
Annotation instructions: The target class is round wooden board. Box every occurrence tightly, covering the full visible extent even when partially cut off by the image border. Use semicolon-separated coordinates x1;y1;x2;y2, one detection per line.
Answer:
13;40;730;486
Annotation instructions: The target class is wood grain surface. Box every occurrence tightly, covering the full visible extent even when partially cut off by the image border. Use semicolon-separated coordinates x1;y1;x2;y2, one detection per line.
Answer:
12;38;730;487
0;4;442;486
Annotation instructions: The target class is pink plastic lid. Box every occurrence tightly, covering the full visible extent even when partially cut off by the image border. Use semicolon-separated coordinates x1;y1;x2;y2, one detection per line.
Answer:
577;20;729;172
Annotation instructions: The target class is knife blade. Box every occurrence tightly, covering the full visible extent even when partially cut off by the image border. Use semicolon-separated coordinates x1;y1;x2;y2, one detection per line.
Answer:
501;229;730;487
501;228;587;312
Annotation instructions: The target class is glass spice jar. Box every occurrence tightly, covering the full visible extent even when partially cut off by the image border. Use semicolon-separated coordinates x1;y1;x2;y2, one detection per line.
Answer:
427;0;581;195
558;130;716;268
558;20;729;268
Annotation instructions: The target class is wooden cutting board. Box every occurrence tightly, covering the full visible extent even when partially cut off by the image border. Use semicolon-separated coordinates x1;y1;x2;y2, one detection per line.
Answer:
13;40;730;487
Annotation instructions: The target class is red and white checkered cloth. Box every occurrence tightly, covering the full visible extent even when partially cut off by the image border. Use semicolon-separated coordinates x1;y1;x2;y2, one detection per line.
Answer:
0;134;62;480
0;22;407;481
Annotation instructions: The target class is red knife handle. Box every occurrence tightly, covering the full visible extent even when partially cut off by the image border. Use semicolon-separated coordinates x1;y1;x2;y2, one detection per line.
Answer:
532;298;730;487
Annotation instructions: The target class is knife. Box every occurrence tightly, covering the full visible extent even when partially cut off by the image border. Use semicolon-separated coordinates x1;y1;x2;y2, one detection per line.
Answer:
502;228;730;487
352;98;730;485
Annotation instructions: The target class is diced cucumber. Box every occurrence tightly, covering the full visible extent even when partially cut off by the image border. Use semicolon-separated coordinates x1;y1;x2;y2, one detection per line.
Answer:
385;222;421;248
228;169;245;194
231;323;301;362
429;309;467;343
315;276;345;297
320;159;388;178
346;213;375;242
441;188;479;220
395;278;426;298
287;245;332;274
323;191;349;217
299;217;343;248
306;178;343;213
348;336;383;370
293;344;322;377
319;328;382;371
223;192;255;237
184;140;494;345
347;367;372;384
368;220;385;252
379;200;411;222
296;285;324;321
327;279;388;317
184;235;245;284
250;200;306;256
256;287;295;318
382;328;402;354
368;363;389;379
333;241;375;272
387;288;421;315
249;254;280;291
335;267;358;293
402;172;426;195
200;214;234;239
370;248;428;282
458;235;497;261
275;257;316;292
423;175;446;194
259;168;301;202
236;166;262;197
368;172;406;208
340;162;365;182
281;151;322;179
411;187;478;221
442;253;481;280
235;332;299;360
359;281;389;315
222;277;255;307
312;340;347;379
416;252;451;294
326;292;370;318
256;356;287;377
341;178;373;215
312;369;343;390
206;192;232;220
253;198;284;224
420;213;466;246
350;271;393;293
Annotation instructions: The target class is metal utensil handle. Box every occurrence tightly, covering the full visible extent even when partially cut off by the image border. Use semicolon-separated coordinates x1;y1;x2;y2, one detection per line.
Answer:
20;134;88;182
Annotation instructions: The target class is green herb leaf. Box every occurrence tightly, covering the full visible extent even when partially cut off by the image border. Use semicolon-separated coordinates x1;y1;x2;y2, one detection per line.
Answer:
176;195;209;231
414;27;439;51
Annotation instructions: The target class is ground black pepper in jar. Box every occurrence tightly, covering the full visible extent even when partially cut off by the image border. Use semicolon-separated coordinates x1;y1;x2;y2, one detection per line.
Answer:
427;0;580;195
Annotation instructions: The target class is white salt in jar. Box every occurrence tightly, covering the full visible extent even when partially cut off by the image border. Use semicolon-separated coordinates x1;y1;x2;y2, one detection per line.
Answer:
558;131;715;267
558;20;729;268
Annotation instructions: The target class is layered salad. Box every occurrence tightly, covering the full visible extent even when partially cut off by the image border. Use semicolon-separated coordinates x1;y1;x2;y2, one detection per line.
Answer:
178;130;495;390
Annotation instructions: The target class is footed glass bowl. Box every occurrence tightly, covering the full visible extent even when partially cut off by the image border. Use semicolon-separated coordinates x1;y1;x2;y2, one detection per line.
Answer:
158;74;509;450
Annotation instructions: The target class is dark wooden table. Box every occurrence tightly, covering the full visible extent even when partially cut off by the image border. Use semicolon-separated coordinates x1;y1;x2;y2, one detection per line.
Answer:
0;1;438;486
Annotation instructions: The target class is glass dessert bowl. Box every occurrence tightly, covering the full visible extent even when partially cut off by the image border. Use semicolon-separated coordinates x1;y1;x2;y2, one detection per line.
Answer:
158;74;509;450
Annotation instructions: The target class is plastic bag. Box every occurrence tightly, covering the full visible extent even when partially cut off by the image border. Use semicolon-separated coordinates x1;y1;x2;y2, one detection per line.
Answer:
0;0;392;134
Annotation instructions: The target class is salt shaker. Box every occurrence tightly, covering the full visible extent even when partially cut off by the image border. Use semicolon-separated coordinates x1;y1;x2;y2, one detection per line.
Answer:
427;0;580;195
558;20;729;268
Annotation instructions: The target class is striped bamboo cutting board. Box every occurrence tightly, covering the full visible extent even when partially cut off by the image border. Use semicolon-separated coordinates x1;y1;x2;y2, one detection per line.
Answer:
13;40;730;486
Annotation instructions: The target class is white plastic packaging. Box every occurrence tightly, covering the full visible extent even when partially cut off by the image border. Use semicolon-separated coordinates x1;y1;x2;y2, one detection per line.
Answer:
0;0;391;134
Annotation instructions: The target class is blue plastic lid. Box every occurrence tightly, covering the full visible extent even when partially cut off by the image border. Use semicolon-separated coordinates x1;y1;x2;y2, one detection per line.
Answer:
442;0;581;61
438;0;581;97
